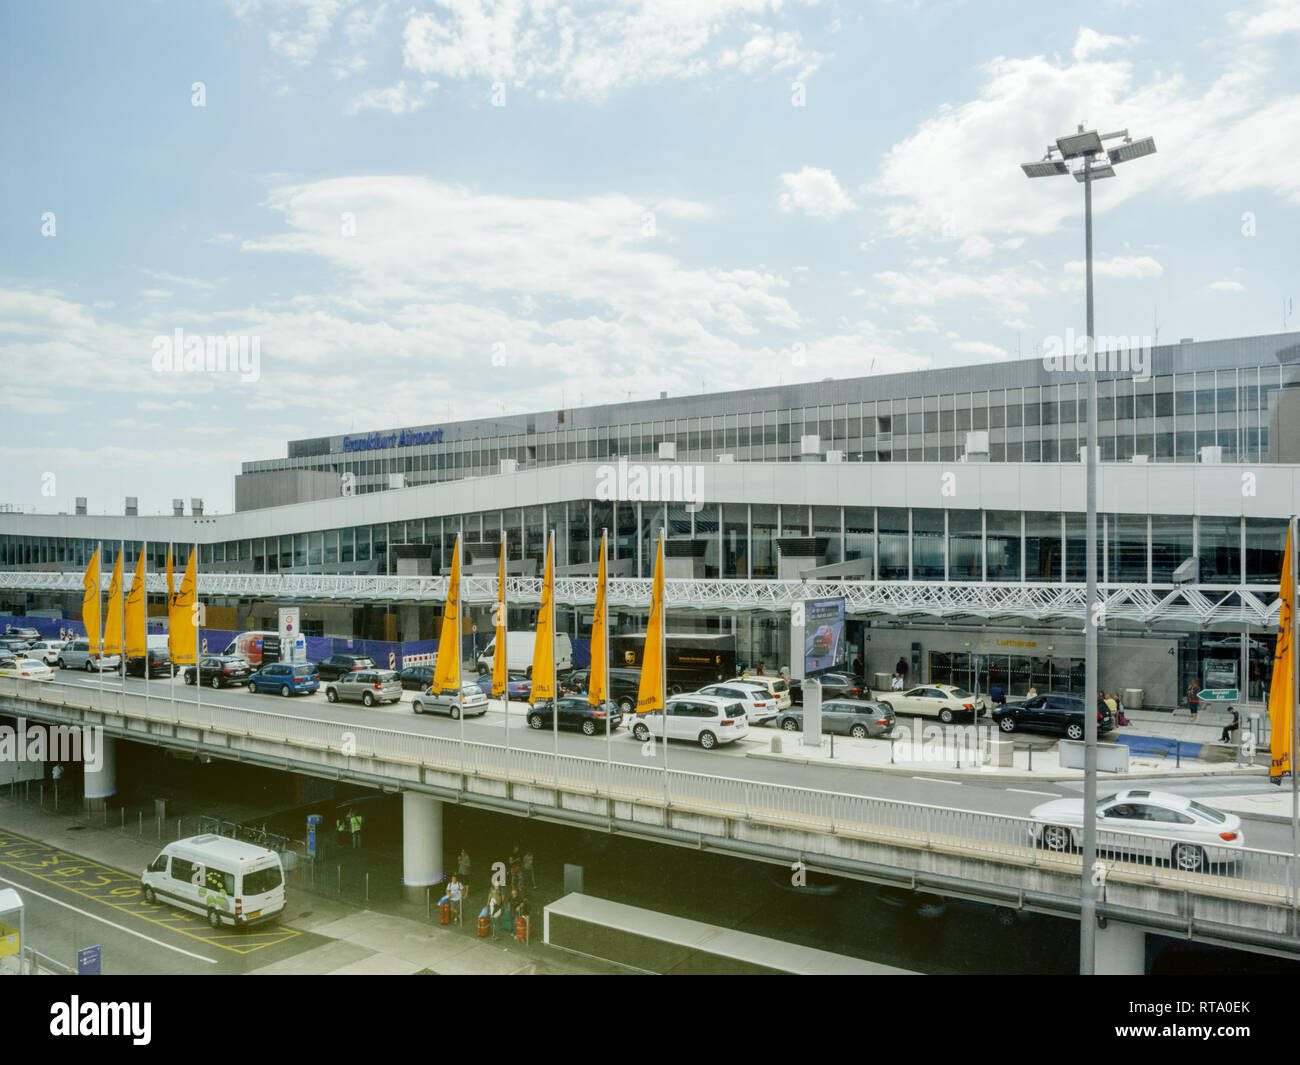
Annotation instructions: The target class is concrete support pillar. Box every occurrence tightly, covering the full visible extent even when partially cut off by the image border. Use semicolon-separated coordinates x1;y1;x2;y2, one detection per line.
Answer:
399;605;421;643
83;734;116;813
402;792;443;903
1095;919;1145;975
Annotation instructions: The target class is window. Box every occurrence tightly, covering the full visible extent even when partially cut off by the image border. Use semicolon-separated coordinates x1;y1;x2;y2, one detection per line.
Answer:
171;857;194;883
148;854;168;874
243;866;283;895
207;867;235;894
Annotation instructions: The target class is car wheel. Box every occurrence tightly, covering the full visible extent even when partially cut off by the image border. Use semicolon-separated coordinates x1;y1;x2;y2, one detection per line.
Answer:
450;706;460;719
850;724;868;739
581;719;597;736
633;723;649;742
84;660;94;672
477;664;488;676
1066;723;1084;741
528;713;544;730
280;685;291;697
143;885;156;905
698;730;717;750
57;658;65;669
669;683;684;696
210;676;221;689
207;908;222;930
247;681;257;692
939;708;954;724
362;692;374;707
326;689;338;703
413;702;423;714
618;697;635;714
781;718;799;732
1041;825;1074;852
185;673;195;685
1172;843;1206;873
999;716;1016;733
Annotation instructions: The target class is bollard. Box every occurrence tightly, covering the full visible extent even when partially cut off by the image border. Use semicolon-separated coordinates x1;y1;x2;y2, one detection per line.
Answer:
120;808;125;829
1027;744;1033;772
177;818;182;840
138;811;143;837
427;887;431;921
365;872;370;902
156;816;161;841
338;866;342;894
39;783;44;808
1176;741;1181;768
829;733;835;760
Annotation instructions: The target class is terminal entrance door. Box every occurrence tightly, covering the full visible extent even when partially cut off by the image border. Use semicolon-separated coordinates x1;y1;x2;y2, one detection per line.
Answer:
929;651;1086;696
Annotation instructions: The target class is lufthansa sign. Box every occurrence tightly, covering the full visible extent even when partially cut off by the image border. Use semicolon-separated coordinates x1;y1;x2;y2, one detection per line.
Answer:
343;428;445;452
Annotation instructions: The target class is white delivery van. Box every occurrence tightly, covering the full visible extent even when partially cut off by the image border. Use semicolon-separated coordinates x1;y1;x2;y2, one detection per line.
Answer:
476;631;573;677
140;834;285;930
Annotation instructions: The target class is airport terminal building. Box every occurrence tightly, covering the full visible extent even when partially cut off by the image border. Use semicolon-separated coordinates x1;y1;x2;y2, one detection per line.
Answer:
3;330;1300;710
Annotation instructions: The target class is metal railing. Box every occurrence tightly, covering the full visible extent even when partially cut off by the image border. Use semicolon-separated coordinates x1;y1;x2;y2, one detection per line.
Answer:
2;674;1294;907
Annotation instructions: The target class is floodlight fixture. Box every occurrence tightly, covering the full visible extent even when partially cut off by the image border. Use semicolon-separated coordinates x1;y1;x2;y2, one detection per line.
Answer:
1021;159;1070;178
1108;135;1158;165
1074;163;1115;182
1056;128;1104;158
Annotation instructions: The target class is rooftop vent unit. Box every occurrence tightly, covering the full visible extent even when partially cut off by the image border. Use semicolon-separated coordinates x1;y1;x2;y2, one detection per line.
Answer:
173;498;185;516
75;497;87;516
125;496;138;516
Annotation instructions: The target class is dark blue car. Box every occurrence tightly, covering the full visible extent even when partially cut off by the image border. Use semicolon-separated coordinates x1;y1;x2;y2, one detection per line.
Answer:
247;661;320;696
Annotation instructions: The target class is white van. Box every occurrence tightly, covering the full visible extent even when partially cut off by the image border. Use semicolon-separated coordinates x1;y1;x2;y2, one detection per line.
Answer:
140;834;285;930
476;631;573;677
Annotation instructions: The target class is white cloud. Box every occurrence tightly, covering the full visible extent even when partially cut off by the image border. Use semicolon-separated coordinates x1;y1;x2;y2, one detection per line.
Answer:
1209;280;1246;292
227;0;345;66
1234;0;1300;37
1064;255;1163;279
952;340;1010;360
907;314;939;333
1072;27;1137;62
778;167;857;219
346;80;428;115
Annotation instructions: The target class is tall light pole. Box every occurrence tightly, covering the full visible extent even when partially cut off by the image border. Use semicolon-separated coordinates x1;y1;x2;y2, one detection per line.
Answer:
1022;125;1156;975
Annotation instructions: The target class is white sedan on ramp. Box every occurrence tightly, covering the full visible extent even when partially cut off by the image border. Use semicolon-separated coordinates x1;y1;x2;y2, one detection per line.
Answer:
1029;788;1245;872
877;683;987;724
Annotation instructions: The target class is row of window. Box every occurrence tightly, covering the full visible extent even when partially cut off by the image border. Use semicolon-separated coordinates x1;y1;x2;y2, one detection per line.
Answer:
1;508;1286;585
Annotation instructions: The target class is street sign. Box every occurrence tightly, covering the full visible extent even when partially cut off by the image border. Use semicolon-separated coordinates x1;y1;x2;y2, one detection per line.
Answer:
1198;688;1238;702
77;944;101;975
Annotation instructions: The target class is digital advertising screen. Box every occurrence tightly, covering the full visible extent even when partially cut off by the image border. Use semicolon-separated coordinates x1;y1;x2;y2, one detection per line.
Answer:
803;597;845;677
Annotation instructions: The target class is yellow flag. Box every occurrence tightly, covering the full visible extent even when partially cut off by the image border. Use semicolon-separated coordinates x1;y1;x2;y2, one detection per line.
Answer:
169;549;197;666
432;535;462;693
102;551;124;656
636;533;665;714
125;554;147;659
1270;525;1294;782
531;535;556;701
81;548;102;654
588;531;608;706
492;538;509;697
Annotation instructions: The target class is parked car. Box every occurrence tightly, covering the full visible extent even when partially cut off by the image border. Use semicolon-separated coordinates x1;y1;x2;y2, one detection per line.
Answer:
1029;789;1244;871
125;647;175;679
325;669;403;706
0;657;54;681
630;694;750;749
58;639;121;673
26;639;66;666
729;673;792;710
992;692;1114;740
528;695;622;735
775;699;895;738
184;655;254;688
4;626;41;642
397;664;435;691
877;684;987;724
248;661;320;696
412;682;488;718
317;653;377;682
0;637;34;656
474;671;532;700
563;667;641;713
695;681;778;725
789;671;868;705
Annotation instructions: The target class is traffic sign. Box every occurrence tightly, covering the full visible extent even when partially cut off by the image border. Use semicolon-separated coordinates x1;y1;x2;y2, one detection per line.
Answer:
77;944;101;975
389;652;396;669
1198;688;1238;702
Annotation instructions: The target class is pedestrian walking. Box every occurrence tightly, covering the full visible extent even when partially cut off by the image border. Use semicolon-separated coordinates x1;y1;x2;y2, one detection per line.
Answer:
990;683;1005;707
349;808;363;849
1188;683;1200;722
457;847;472;892
1220;705;1240;745
756;662;765;676
523;848;536;889
895;656;908;682
508;844;523;892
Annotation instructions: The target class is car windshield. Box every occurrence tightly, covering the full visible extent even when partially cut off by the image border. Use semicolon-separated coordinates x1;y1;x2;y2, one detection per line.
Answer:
1097;793;1118;807
771;680;788;692
948;688;973;699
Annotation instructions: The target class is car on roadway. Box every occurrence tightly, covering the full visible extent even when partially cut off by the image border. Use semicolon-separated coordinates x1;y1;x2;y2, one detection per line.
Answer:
474;671;532;700
184;655;254;688
729;673;792;710
775;699;895;739
58;639;121;673
562;667;641;713
4;626;41;642
788;671;869;705
248;661;320;697
125;647;175;679
527;695;622;735
0;657;54;681
991;692;1115;740
412;682;488;718
397;664;435;691
325;669;403;707
27;639;66;666
1029;789;1245;872
316;653;377;682
877;684;987;724
630;694;750;749
695;680;779;725
0;637;35;656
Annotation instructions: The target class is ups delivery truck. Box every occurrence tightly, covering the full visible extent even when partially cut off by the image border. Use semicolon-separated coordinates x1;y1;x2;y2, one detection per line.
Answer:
608;633;736;694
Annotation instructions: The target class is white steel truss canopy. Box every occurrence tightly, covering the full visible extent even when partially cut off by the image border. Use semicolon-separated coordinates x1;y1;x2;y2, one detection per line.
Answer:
0;571;1281;629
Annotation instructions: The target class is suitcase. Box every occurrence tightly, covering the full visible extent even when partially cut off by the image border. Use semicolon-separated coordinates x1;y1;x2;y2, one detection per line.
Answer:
515;915;529;943
477;916;491;937
439;901;450;926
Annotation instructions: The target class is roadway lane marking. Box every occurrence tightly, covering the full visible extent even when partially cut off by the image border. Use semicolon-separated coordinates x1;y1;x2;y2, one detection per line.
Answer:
1005;788;1062;798
912;776;962;786
0;874;217;964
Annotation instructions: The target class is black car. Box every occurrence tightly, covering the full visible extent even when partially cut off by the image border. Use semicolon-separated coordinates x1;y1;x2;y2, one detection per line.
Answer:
992;692;1115;740
527;695;623;736
562;667;642;713
184;655;254;688
125;648;174;678
788;671;867;705
317;653;377;682
397;665;434;691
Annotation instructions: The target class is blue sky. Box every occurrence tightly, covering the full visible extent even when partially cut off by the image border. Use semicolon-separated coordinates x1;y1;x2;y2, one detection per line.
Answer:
1;0;1297;514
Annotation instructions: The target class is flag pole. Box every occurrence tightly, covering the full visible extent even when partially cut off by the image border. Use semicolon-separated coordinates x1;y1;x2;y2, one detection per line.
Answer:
194;543;201;731
501;529;509;786
603;529;611;802
141;543;149;708
120;539;126;701
660;529;668;803
96;540;103;713
550;531;559;794
457;534;464;773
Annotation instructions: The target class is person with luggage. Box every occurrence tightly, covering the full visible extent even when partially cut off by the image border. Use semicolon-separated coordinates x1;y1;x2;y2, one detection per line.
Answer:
508;844;523;892
479;887;504;939
438;875;464;923
1188;683;1200;722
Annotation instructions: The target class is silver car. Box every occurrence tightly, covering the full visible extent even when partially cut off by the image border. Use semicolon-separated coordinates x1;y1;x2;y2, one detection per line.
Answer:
696;681;777;725
413;683;488;718
775;699;896;738
325;669;402;707
58;639;121;672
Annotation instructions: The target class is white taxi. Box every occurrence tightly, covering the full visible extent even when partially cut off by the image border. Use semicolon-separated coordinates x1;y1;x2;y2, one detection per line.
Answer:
877;683;987;723
0;657;55;681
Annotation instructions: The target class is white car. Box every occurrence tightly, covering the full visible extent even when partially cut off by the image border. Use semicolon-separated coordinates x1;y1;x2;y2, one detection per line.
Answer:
696;681;778;725
877;683;987;724
630;694;750;749
0;658;54;681
730;674;792;710
1029;788;1245;872
27;639;66;666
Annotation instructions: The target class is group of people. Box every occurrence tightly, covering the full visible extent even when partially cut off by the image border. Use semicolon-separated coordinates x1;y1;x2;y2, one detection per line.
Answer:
334;809;364;849
437;843;537;939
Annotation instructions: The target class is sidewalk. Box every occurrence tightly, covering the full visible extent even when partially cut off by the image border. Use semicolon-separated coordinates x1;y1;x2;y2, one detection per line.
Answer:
0;793;623;976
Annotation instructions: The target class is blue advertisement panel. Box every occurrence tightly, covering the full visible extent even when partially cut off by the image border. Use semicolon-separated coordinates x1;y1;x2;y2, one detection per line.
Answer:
803;598;845;677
